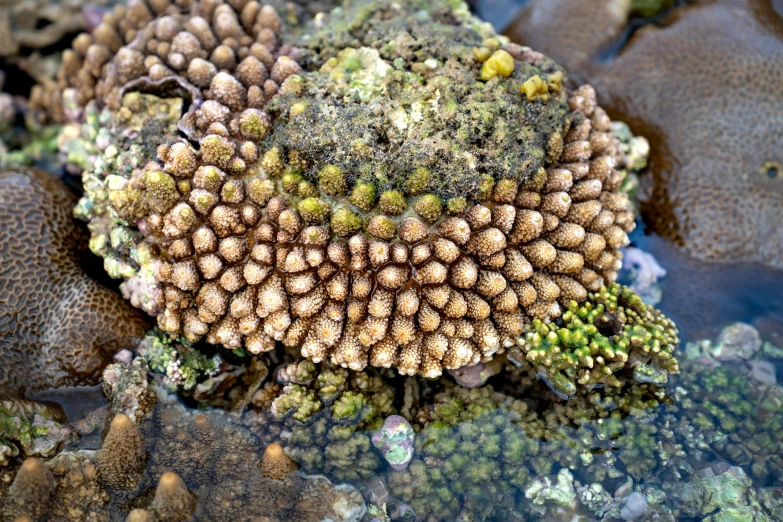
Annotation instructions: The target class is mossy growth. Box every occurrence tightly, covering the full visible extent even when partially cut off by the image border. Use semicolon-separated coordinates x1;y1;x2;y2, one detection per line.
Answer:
269;0;569;201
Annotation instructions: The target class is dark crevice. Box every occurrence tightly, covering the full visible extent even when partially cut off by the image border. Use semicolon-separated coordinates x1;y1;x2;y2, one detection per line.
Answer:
0;62;37;97
596;0;693;62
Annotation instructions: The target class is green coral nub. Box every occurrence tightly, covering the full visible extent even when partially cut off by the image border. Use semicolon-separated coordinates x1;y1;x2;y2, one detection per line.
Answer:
413;194;443;223
331;207;363;236
298;198;331;224
379;190;407;215
350;181;376;211
404;167;432;195
318;165;347;196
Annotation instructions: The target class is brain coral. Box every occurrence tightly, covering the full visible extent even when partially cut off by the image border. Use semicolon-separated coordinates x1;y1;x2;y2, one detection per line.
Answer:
505;0;783;269
36;0;678;385
0;168;148;393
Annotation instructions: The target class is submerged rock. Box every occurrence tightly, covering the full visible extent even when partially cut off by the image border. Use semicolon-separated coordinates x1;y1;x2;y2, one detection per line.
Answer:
0;359;367;522
371;415;415;471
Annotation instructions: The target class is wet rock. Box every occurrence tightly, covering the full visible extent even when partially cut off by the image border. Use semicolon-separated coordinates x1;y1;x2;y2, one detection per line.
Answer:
102;357;157;424
711;323;762;361
620;247;666;306
621;491;648;521
749;361;777;386
372;415;415;471
447;362;496;389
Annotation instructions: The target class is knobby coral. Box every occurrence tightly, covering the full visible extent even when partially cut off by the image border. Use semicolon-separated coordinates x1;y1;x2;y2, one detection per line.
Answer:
36;0;678;384
0;358;367;522
0;168;148;393
505;0;783;269
0;0;121;57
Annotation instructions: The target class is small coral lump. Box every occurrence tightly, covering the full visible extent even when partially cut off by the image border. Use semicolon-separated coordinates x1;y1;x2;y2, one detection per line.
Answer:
40;0;677;384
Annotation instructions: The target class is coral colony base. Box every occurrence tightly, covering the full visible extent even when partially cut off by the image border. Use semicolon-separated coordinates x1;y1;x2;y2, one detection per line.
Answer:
27;0;678;397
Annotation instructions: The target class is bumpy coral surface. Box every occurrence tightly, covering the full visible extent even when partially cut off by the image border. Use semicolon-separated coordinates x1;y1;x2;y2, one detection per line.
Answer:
40;0;677;382
247;360;395;482
0;0;121;57
506;0;783;269
0;359;367;522
0;168;148;393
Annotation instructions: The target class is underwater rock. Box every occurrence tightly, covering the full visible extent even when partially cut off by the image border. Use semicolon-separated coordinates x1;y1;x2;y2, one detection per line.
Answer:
102;357;157;424
749;361;777;386
620;247;665;306
371;415;414;471
620;491;648;521
0;361;367;522
136;329;225;395
711;322;762;361
0;168;148;394
32;0;680;386
247;361;395;482
524;468;578;516
506;0;783;269
447;362;496;389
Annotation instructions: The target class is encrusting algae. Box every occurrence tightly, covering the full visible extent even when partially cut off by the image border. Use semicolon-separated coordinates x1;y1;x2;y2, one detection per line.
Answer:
29;0;678;391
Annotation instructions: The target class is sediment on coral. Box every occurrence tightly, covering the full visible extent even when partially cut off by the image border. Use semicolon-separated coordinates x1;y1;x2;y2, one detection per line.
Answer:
42;0;677;387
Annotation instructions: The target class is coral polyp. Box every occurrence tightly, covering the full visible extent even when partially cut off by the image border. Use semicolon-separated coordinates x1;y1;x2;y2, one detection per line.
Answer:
38;0;678;385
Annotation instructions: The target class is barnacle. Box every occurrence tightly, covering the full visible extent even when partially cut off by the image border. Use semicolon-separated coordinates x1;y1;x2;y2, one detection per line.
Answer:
43;0;676;384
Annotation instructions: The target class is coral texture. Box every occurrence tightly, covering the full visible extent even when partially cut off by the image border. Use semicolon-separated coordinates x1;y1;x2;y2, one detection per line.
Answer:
505;0;783;268
39;0;676;383
0;168;148;393
0;358;367;522
0;0;120;57
247;360;395;482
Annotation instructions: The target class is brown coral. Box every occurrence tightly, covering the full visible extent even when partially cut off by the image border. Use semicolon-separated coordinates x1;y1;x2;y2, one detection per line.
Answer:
0;169;148;393
0;458;56;522
39;0;638;378
99;413;146;490
506;0;783;268
0;0;120;57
